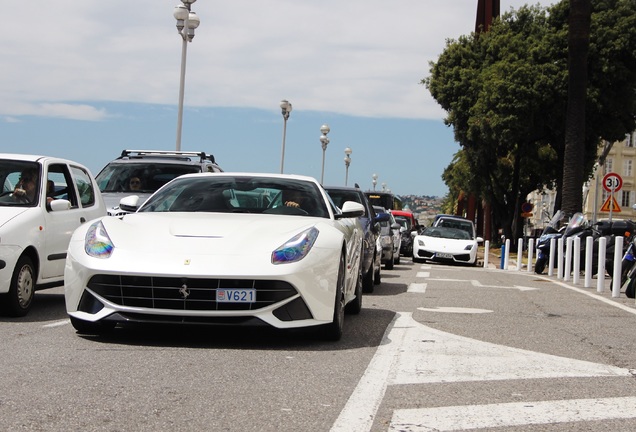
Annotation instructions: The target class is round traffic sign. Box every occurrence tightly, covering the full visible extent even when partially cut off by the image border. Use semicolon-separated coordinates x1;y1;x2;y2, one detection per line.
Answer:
602;172;623;193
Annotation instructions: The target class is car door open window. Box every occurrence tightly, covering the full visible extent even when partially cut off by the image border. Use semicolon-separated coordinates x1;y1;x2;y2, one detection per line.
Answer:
71;166;96;207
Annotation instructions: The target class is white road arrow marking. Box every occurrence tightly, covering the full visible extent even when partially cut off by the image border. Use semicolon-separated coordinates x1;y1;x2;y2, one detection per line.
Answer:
429;278;538;291
331;313;632;432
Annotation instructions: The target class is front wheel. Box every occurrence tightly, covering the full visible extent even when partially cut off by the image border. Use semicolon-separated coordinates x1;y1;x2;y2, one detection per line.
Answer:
2;256;36;317
319;255;346;341
534;257;547;274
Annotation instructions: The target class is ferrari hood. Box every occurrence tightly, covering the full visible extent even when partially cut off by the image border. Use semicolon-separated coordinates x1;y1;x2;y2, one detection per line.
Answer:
100;212;320;255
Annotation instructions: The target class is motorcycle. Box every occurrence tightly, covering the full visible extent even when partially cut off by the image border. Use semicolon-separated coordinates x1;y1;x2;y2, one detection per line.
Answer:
534;210;568;274
534;211;600;275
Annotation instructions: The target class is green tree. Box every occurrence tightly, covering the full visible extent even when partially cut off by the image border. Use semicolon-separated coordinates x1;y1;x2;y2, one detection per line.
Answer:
425;0;636;239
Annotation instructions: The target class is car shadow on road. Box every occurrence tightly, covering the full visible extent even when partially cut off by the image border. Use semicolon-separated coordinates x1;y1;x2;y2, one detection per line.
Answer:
73;307;397;351
0;291;67;323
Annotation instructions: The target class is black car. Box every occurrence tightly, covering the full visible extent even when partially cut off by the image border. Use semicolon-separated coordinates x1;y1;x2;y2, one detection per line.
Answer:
325;185;387;292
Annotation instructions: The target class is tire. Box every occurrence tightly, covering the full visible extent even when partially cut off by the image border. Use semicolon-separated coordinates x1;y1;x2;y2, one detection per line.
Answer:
362;261;375;293
320;254;346;341
395;254;400;265
70;316;116;335
625;277;635;299
2;256;36;317
385;250;394;270
534;258;547;274
345;262;363;315
374;256;381;285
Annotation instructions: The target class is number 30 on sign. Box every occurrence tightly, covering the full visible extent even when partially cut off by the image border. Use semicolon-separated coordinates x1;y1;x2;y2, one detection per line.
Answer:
602;172;622;193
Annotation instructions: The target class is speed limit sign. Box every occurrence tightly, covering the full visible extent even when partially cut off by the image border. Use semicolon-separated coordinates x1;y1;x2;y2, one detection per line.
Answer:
603;172;623;192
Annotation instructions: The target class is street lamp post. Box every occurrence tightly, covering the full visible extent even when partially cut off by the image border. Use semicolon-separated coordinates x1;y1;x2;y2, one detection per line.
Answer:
344;147;352;186
372;173;378;191
319;124;330;184
279;100;292;173
173;0;200;151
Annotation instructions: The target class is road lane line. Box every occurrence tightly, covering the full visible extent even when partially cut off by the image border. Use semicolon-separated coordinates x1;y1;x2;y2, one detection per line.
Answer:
408;283;427;293
389;397;636;431
43;319;70;328
416;272;429;278
330;313;408;432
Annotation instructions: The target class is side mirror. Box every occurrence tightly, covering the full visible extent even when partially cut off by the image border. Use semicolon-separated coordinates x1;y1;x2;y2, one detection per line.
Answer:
49;199;71;212
391;222;401;230
336;201;365;219
476;237;484;243
119;195;141;213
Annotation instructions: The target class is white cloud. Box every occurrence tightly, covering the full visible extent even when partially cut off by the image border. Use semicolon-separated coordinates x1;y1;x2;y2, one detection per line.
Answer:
0;0;555;121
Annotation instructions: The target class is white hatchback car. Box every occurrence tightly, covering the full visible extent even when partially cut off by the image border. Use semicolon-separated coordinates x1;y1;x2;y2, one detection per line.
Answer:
0;154;106;316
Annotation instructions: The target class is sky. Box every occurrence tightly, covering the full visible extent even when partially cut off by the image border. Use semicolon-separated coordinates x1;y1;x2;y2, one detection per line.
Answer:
0;0;555;197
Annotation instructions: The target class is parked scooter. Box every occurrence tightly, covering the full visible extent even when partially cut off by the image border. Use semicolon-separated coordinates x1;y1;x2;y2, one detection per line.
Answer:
534;211;599;275
534;210;568;274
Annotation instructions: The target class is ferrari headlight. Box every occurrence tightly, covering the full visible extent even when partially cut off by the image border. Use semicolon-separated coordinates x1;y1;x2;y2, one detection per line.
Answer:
272;227;319;264
417;239;425;246
85;221;114;258
464;244;475;251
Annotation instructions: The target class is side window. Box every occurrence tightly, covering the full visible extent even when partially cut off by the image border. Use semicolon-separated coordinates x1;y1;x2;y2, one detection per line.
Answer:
71;166;96;207
47;164;79;208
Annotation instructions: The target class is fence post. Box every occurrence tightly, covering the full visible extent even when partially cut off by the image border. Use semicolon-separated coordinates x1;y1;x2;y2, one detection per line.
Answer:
597;236;607;293
584;236;593;288
564;237;573;282
612;236;624;298
557;237;564;279
484;240;490;268
548;238;556;276
504;238;511;270
573;236;581;285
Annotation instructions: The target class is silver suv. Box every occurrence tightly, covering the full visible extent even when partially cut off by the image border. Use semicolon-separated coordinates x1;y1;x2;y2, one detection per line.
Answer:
95;150;223;216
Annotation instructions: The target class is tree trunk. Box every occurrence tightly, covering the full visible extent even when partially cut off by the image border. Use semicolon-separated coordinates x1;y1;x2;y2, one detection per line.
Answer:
561;0;591;215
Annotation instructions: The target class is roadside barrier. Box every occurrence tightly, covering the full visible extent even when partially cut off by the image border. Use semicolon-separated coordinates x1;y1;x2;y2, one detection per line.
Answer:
488;236;630;300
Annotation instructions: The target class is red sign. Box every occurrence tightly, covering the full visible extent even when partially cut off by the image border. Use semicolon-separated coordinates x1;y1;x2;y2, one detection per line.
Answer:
602;172;623;193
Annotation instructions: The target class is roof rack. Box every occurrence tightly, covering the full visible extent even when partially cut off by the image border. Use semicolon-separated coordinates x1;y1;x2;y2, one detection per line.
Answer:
120;150;216;163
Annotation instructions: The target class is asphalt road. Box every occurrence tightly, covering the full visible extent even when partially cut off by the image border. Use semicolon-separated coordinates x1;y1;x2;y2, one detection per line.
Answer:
1;258;635;431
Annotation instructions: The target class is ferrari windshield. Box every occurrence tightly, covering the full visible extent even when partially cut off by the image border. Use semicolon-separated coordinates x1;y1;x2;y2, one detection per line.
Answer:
139;175;330;218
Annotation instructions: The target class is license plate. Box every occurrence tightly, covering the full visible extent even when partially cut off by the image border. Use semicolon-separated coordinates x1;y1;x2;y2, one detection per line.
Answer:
216;288;256;303
436;252;453;259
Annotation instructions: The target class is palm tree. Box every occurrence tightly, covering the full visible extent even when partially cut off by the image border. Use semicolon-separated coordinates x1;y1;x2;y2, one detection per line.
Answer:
561;0;591;215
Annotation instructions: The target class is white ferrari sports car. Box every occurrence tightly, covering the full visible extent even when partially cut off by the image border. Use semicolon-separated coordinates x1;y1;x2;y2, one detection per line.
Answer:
412;216;483;266
64;173;366;340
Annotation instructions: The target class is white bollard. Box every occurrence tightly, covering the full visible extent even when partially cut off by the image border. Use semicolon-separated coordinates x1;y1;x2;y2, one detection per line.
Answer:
484;240;490;268
557;237;564;279
612;236;624;298
584;236;593;288
527;238;534;273
573;236;581;285
517;238;523;271
504;238;511;270
564;237;573;282
597;236;607;293
548;238;556;276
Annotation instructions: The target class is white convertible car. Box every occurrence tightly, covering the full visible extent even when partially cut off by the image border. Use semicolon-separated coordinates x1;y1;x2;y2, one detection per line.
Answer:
64;173;365;340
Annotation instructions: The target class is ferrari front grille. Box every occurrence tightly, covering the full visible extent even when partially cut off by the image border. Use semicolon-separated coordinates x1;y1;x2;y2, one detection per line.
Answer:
87;275;297;311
